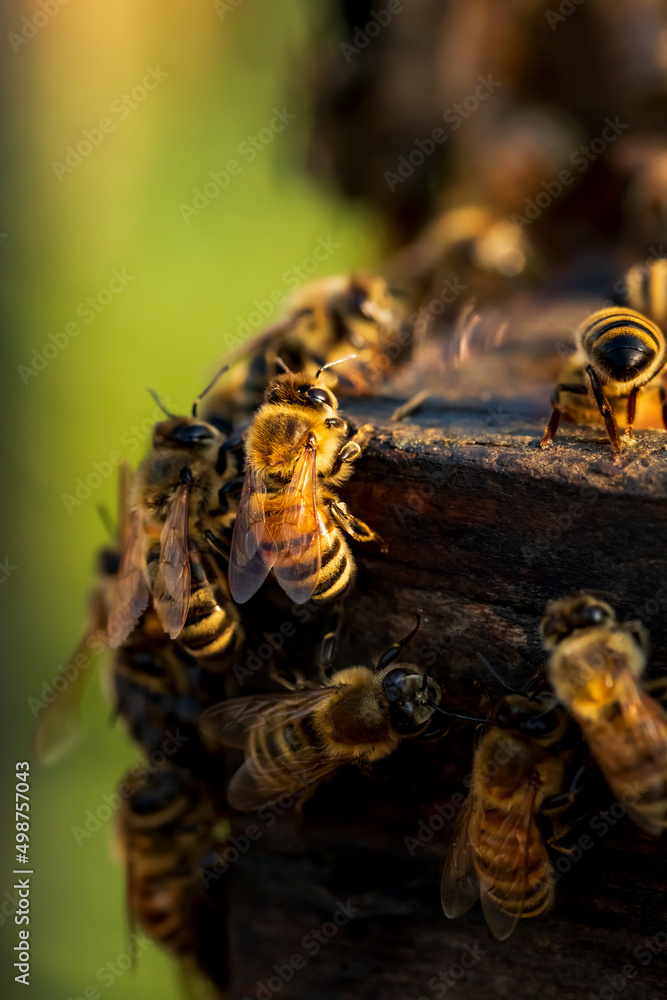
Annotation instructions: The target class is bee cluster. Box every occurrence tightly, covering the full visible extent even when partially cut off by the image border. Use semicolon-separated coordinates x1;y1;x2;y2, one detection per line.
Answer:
39;262;667;994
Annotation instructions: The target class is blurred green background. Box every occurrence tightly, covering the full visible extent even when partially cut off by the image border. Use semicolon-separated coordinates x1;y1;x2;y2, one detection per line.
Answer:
0;2;379;996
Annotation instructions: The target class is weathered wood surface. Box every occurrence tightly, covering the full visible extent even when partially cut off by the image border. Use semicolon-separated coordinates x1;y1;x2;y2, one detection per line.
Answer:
223;394;667;1000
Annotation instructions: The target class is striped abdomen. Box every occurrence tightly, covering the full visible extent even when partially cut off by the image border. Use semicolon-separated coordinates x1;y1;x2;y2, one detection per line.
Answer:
312;511;354;603
623;258;667;328
474;806;554;920
120;768;218;954
579;307;665;386
585;710;667;834
146;541;241;660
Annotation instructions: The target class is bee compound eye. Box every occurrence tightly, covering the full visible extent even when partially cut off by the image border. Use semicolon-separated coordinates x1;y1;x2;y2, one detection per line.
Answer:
307;386;331;405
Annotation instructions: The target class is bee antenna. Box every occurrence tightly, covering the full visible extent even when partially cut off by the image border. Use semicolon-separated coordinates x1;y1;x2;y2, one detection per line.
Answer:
376;612;422;671
146;388;174;418
477;654;524;696
96;503;116;542
315;354;357;380
192;364;229;417
430;703;488;725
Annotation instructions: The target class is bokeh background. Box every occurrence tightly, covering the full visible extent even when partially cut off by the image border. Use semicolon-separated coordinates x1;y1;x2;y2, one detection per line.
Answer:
0;3;379;996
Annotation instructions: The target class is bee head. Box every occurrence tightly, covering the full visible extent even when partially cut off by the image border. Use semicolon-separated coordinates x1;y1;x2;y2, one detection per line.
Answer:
540;594;616;649
495;694;561;740
152;416;220;451
264;372;339;411
382;666;441;734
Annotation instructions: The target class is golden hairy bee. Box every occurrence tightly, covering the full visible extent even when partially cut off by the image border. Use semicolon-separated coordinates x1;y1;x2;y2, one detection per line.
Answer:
117;764;229;992
34;466;232;771
108;372;242;663
621;257;667;329
540;306;667;457
200;617;441;809
442;692;573;940
228;362;384;606
541;594;667;835
203;272;406;426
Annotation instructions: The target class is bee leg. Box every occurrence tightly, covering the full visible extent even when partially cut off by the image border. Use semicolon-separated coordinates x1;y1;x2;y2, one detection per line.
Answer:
543;763;588;817
660;384;667;429
624;386;640;441
586;365;622;456
376;612;423;670
317;603;345;683
540;383;587;448
330;500;387;552
328;440;362;478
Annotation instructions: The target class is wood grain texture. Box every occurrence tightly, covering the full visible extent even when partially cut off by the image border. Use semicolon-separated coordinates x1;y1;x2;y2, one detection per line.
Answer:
223;397;667;1000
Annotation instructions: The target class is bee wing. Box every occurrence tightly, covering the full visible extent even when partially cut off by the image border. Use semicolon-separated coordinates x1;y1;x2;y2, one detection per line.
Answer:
34;588;109;764
200;688;333;749
441;793;481;919
228;746;344;811
152;479;192;640
229;464;276;604
583;667;667;834
478;783;539;941
272;439;322;605
107;506;149;648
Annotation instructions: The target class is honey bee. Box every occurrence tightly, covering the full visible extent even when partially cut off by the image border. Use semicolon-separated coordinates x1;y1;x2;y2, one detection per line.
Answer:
441;694;571;940
35;466;232;771
108;373;243;662
619;257;667;329
540;306;667;456
541;594;667;835
117;764;229;991
200;618;441;809
203;272;406;427
228;363;384;605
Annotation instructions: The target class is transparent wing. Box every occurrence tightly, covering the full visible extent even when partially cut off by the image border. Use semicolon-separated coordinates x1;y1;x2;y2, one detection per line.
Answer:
153;480;192;639
107;505;149;647
200;688;333;749
229;464;276;603
34;588;109;764
228;745;345;811
272;439;322;605
441;793;481;918
478;783;538;941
